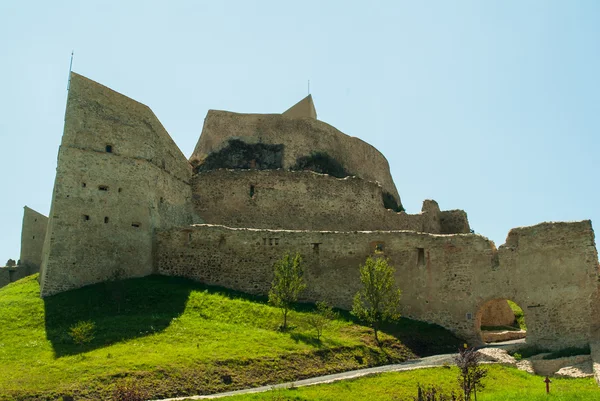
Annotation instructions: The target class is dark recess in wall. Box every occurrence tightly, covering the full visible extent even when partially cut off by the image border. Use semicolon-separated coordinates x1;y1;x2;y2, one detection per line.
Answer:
382;191;405;212
195;139;284;172
290;151;351;178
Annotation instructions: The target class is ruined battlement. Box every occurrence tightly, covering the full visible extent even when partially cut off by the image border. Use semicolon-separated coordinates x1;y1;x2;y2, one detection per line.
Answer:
191;168;469;233
156;220;599;349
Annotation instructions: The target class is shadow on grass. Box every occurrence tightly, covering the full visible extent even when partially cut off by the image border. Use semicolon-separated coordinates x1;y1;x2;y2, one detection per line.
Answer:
44;274;463;358
290;332;323;347
44;275;196;357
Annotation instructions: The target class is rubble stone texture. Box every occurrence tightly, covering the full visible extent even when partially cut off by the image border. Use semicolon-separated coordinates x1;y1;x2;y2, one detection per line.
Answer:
14;72;598;352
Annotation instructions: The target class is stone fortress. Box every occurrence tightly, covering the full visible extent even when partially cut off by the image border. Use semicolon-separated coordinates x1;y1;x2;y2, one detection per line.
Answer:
12;72;600;351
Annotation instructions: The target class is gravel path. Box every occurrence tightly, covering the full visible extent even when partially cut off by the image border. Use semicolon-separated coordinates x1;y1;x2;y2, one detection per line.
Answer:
151;340;524;401
151;353;457;401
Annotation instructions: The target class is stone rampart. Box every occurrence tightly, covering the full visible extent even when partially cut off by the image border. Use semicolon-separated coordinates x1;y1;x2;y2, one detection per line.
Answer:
190;110;401;206
192;169;464;232
156;220;599;349
39;73;198;297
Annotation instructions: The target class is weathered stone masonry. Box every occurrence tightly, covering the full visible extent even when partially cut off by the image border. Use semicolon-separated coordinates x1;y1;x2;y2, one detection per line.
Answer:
14;72;598;352
156;221;599;349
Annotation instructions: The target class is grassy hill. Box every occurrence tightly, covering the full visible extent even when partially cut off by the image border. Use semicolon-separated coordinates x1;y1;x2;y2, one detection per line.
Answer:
219;365;600;401
0;274;462;400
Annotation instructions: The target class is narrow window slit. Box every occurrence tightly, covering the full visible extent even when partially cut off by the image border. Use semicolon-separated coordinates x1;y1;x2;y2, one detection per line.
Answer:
417;248;425;266
104;216;109;224
106;145;113;153
99;185;108;191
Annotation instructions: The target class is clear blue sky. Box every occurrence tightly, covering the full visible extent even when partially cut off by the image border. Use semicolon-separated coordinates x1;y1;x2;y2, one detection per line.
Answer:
1;1;599;265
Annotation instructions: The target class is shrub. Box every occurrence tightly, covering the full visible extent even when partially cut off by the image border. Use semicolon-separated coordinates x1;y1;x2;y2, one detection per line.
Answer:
413;384;463;401
306;301;337;340
112;381;147;401
68;320;95;345
455;346;487;401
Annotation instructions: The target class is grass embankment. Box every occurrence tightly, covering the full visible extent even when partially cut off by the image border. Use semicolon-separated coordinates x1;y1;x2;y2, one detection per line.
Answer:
0;275;461;400
220;365;600;401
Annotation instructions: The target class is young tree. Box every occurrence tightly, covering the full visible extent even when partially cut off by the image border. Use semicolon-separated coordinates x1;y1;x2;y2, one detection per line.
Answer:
306;301;337;340
352;257;402;345
455;346;488;401
269;252;306;330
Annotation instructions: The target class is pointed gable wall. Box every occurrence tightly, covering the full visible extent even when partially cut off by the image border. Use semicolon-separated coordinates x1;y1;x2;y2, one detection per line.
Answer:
282;95;317;119
39;73;196;296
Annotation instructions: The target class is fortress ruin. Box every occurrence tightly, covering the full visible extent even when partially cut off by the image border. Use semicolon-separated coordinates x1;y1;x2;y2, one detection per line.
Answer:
13;72;600;350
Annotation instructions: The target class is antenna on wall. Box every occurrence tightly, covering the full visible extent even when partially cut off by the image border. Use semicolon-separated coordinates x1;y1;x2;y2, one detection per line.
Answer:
67;50;74;91
308;80;310;95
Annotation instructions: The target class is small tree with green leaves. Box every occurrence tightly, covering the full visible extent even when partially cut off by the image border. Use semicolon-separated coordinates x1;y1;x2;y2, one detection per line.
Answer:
306;301;337;340
352;257;401;345
455;346;488;401
269;252;306;330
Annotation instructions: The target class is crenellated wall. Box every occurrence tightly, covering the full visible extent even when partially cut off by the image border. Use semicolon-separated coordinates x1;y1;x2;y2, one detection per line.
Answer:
156;220;599;349
39;73;199;297
190;110;402;207
191;169;469;233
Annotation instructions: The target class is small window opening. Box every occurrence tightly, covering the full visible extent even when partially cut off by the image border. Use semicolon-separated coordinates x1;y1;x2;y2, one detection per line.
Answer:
118;188;122;193
106;145;113;153
161;159;166;169
188;232;192;242
417;248;425;266
83;215;90;221
375;243;384;253
99;185;108;191
82;182;87;188
160;197;164;204
312;243;321;254
32;236;35;239
34;218;37;222
262;238;267;246
104;216;109;224
249;185;255;198
132;223;140;228
274;238;279;245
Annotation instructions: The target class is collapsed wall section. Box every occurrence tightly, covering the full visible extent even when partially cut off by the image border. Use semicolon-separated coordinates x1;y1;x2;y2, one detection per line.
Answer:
156;220;599;349
39;73;196;297
190;110;401;208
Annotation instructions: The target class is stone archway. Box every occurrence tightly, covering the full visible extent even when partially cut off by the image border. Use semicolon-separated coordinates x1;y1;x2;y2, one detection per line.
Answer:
476;298;527;344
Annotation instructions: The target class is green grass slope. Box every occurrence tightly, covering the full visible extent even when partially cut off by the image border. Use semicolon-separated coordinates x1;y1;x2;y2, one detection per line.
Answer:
0;274;462;401
222;365;600;401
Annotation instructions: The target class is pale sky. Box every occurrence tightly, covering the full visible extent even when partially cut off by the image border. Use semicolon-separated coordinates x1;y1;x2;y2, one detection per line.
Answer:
1;1;599;265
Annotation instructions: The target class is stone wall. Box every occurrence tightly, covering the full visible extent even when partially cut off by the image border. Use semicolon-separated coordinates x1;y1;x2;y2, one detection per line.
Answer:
189;110;401;207
156;220;599;349
19;207;48;269
192;169;462;232
39;73;198;297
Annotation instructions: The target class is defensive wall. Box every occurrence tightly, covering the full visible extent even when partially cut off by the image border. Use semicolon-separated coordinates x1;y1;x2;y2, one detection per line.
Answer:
156;221;600;349
192;169;470;233
39;73;200;296
189;109;401;207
